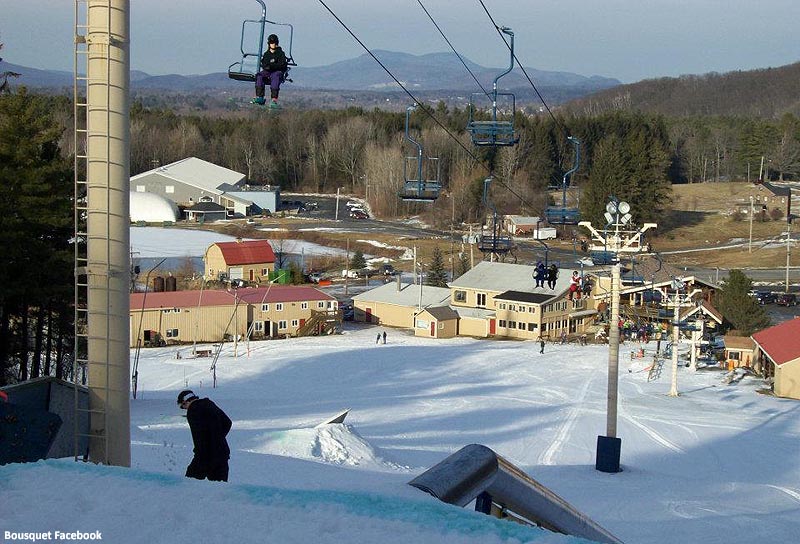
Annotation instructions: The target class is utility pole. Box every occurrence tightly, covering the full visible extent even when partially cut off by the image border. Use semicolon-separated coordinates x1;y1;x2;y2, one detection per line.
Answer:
749;196;754;253
344;238;350;297
335;187;341;221
579;199;656;474
786;220;792;293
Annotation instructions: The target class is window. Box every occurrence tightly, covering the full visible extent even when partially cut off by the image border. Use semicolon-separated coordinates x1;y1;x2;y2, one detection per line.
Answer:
477;293;487;307
200;196;212;203
291;319;299;327
136;185;145;192
499;303;507;310
509;304;516;312
528;323;537;332
301;302;308;310
328;301;337;309
454;290;467;303
508;321;516;328
729;351;741;360
499;320;507;328
162;308;181;314
165;185;175;194
518;322;526;330
276;303;284;311
253;322;263;332
278;320;287;330
438;322;445;330
317;301;325;308
262;268;269;276
528;306;535;313
166;328;179;338
261;304;269;312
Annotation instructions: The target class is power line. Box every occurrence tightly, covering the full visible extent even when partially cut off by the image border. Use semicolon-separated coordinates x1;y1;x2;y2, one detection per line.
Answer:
414;0;491;99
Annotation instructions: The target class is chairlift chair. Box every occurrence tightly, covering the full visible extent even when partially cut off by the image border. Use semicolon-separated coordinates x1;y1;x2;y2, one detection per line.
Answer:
399;105;442;202
228;0;297;83
466;27;519;147
546;137;581;225
475;177;516;259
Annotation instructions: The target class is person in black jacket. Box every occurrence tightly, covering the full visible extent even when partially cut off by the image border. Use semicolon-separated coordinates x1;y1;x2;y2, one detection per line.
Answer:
178;389;232;482
252;34;288;107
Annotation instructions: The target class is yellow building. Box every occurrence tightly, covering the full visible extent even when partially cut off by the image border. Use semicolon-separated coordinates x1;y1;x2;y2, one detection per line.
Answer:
415;306;459;338
352;279;451;328
752;318;800;401
130;285;337;346
203;239;275;283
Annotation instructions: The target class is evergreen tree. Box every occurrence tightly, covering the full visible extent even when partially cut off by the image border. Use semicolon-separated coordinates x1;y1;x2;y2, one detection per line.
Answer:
349;249;367;271
0;89;73;384
456;252;471;279
425;246;449;287
716;269;770;336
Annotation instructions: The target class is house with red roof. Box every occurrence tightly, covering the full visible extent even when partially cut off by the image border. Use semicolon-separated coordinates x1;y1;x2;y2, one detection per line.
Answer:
203;239;275;283
130;285;338;346
751;318;800;400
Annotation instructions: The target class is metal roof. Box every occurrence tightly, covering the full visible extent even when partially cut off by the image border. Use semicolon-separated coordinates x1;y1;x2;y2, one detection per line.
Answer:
494;290;556;304
131;157;245;194
130;285;334;310
213;240;275;265
352;281;451;308
450;261;573;295
420;306;460;321
751;318;800;366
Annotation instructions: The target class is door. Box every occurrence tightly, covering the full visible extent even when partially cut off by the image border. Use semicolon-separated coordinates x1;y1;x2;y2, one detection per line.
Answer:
430;321;436;337
249;269;254;282
300;318;306;328
229;267;243;280
264;320;272;337
489;318;496;335
365;308;372;323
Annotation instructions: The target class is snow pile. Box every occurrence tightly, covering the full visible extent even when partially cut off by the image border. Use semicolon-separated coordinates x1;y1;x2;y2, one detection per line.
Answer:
247;423;410;471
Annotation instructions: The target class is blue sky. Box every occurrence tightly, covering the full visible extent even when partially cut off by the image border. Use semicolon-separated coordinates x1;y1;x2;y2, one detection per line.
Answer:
2;0;800;83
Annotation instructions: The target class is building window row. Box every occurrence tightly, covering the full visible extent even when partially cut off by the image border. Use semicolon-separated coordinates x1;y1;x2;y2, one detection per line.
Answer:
498;320;538;332
498;302;537;314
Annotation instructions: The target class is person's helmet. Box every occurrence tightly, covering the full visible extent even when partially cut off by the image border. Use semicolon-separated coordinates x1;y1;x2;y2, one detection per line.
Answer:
268;34;279;45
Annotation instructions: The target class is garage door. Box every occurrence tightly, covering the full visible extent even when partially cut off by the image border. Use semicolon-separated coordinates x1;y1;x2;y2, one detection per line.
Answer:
229;267;243;280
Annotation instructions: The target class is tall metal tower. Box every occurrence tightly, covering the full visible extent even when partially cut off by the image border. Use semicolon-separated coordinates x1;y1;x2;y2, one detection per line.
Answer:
73;0;131;466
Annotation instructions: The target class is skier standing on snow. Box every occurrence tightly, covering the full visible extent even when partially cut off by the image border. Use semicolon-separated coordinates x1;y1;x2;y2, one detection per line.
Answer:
178;389;232;482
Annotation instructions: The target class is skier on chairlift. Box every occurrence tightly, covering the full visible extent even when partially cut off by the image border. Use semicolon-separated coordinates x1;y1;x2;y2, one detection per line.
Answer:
252;34;289;108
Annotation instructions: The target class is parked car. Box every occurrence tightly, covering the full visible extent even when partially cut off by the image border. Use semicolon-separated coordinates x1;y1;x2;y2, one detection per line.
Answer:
776;293;798;306
752;290;777;305
382;264;397;276
350;209;369;220
307;272;326;283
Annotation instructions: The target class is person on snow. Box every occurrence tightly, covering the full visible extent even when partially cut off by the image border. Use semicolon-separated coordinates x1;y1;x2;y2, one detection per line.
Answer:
533;261;546;288
382;331;387;344
252;34;289;107
568;270;581;300
178;389;232;482
547;264;558;289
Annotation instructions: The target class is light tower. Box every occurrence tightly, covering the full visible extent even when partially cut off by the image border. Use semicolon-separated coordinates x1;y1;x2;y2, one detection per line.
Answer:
579;199;656;473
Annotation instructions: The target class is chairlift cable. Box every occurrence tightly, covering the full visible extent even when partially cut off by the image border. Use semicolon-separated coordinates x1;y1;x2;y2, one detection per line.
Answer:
414;0;492;100
316;0;486;172
476;0;570;139
315;0;537;212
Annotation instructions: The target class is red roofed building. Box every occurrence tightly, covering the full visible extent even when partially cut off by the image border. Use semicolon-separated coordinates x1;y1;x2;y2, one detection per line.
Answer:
751;318;800;400
203;239;276;283
130;285;338;346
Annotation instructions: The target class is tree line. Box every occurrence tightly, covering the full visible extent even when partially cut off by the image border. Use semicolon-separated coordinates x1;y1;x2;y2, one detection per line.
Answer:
2;85;793;384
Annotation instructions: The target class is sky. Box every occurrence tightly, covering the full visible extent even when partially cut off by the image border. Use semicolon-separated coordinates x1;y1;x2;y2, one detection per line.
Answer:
3;314;799;542
2;0;800;83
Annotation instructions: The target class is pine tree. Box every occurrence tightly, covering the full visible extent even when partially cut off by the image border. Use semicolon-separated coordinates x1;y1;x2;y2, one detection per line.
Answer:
456;252;470;279
716;269;770;336
349;249;366;271
425;246;448;287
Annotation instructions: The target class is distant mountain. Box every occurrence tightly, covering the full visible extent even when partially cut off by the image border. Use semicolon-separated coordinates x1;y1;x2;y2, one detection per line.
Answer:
564;61;800;118
1;51;619;95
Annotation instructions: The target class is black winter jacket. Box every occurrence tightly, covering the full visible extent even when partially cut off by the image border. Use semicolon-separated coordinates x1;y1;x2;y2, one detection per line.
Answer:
261;46;288;73
186;398;232;468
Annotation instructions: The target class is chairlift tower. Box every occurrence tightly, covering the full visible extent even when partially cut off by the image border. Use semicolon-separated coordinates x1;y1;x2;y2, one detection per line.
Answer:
662;279;702;397
578;199;656;473
73;0;131;466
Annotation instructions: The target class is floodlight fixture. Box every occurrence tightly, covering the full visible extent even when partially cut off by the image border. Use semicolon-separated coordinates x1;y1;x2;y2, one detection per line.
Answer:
619;201;630;214
606;202;616;214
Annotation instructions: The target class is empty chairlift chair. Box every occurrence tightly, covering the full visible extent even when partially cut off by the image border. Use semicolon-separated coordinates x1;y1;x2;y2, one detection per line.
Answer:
399;104;442;202
476;177;516;260
465;27;519;147
228;0;296;82
545;136;581;225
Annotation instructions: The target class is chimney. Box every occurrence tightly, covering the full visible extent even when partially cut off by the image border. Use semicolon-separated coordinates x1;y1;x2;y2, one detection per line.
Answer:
236;237;243;244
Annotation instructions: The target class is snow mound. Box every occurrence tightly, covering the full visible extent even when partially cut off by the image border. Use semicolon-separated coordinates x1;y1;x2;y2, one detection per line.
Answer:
248;423;409;471
130;191;179;222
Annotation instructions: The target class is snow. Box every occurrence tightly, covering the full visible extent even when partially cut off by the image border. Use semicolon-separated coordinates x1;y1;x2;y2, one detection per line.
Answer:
3;227;800;543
